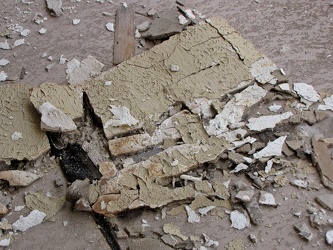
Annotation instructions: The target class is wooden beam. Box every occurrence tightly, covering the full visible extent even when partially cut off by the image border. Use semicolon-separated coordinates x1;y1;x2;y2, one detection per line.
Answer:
113;6;135;65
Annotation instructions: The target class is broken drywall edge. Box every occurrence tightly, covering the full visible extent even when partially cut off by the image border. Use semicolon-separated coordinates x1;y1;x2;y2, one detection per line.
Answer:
253;136;287;159
293;83;320;103
12;210;46;232
250;58;278;84
230;210;250;230
185;205;200;223
38;102;77;132
246;112;293;131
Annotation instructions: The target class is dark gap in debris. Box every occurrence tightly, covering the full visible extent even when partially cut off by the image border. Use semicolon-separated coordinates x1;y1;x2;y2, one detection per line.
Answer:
130;146;164;163
118;207;145;219
50;143;102;183
93;213;121;250
82;92;104;129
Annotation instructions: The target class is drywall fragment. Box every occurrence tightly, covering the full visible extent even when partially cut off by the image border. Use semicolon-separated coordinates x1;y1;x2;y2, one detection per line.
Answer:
0;170;41;187
105;22;114;32
0;59;9;66
230;210;250;230
246;112;293;131
178;15;188;25
137;21;149;32
66;56;104;84
230;163;248;174
253;136;287;159
104;105;139;128
72;19;80;25
0;235;11;247
318;95;333;111
311;135;333;189
161;234;177;247
290;179;308;188
39;28;46;34
30;82;83;120
46;0;63;16
185;205;200;223
294;83;320;102
198;206;216;216
0;40;11;50
12;39;25;48
108;133;152;156
326;230;333;246
278;83;290;91
259;191;276;206
268;103;282;112
0;71;8;81
236;190;254;202
205;85;267;136
315;194;333;211
250;57;278;84
294;222;313;241
12;210;46;232
25;191;65;220
38;102;77;132
163;223;188;240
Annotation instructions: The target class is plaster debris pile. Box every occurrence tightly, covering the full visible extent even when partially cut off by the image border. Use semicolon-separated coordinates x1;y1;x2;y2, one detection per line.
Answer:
0;16;333;249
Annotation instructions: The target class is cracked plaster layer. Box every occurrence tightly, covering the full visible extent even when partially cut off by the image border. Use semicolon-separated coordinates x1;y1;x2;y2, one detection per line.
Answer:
85;17;271;138
30;82;83;120
0;84;49;161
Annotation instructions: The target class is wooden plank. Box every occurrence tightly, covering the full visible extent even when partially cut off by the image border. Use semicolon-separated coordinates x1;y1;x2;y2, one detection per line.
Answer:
113;6;135;65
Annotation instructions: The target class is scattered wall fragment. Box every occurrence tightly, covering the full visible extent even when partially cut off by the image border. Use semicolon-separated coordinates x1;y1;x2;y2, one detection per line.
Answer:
293;83;320;103
246;112;293;131
253;136;287;159
0;170;41;187
46;0;63;16
12;210;46;232
0;84;50;161
230;210;250;230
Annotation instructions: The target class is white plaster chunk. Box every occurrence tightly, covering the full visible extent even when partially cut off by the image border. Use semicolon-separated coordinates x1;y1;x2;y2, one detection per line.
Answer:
106;22;114;32
59;54;67;64
178;15;188;25
38;28;46;34
278;83;290;91
230;163;248;173
0;235;10;247
135;29;141;39
0;40;11;50
265;159;273;173
184;9;195;19
198;206;216;216
38;102;77;132
246;112;293;131
66;56;104;84
253;136;287;159
136;21;149;32
259;191;276;206
205;85;267;136
230;210;250;230
0;59;10;66
0;71;8;82
170;65;179;72
185;205;200;223
236;190;254;202
11;131;23;140
20;29;30;37
12;210;46;232
290;179;308;189
104;105;139;128
318;95;333;111
72;19;81;25
293;83;320;102
250;58;278;84
326;230;333;246
268;103;282;112
13;39;25;48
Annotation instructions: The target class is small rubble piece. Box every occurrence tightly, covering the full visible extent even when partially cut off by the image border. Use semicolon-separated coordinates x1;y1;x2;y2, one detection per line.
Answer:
170;64;179;72
230;163;248;173
178;15;188;25
105;22;115;32
318;95;333;111
203;233;219;248
147;8;157;16
161;234;177;247
25;190;65;220
11;131;23;140
326;230;333;246
46;0;63;16
0;203;8;215
38;102;77;132
235;190;255;202
135;29;141;39
127;238;173;250
315;194;333;211
230;210;250;230
59;54;67;64
20;29;30;37
290;179;308;189
250;57;278;84
312;134;333;189
258;191;276;206
12;210;46;232
13;39;25;48
137;21;149;32
0;71;7;81
246;112;293;131
294;222;313;241
0;235;11;247
293;82;320;103
66;56;104;84
268;103;282;112
39;28;46;34
249;234;257;243
0;59;9;66
0;170;41;187
185;205;200;223
253;136;287;159
225;239;244;250
72;19;81;25
0;40;11;50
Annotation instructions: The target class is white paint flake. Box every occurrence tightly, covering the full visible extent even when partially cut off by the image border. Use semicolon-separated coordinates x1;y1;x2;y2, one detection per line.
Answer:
265;159;273;173
0;59;10;66
39;28;47;34
0;40;11;50
250;57;278;84
105;22;114;32
178;15;188;25
253;136;287;159
293;83;320;102
104;105;139;128
230;163;248;173
20;29;30;37
0;71;8;82
13;39;25;47
268;103;282;112
11;131;23;140
230;210;250;230
12;210;46;232
198;206;216;216
185;205;200;223
72;19;81;25
246;112;293;131
278;83;290;91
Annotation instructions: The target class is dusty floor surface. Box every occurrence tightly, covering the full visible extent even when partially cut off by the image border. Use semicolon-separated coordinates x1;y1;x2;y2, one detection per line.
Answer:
0;0;333;250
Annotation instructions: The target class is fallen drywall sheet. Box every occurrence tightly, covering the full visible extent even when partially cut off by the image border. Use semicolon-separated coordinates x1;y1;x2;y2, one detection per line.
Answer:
0;84;50;162
85;17;274;139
